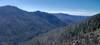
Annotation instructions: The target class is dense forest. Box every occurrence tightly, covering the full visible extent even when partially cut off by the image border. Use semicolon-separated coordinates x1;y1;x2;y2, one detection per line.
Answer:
21;14;100;45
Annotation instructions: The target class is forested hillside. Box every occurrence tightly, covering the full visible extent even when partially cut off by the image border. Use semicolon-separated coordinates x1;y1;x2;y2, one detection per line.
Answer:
22;14;100;45
0;5;66;45
0;5;88;45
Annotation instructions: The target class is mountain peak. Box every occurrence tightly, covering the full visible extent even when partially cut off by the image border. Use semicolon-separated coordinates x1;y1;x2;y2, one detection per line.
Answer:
0;5;19;9
0;5;26;15
1;5;16;7
0;5;25;12
35;11;42;12
34;11;47;14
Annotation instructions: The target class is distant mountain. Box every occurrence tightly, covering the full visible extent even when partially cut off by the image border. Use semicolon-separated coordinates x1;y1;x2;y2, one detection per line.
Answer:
0;5;66;45
22;14;100;45
32;11;66;26
53;13;88;24
0;5;89;45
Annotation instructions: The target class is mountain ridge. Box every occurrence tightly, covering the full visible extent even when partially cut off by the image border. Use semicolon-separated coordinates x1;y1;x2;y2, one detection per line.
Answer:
0;5;66;45
0;5;89;45
21;13;100;45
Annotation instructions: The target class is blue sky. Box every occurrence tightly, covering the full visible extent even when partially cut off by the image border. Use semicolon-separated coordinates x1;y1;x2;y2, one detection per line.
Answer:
0;0;100;16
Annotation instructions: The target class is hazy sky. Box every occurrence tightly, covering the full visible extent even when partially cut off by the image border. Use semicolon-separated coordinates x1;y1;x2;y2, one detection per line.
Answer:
0;0;100;16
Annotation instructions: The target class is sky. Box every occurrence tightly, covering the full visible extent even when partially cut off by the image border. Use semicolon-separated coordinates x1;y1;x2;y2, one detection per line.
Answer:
0;0;100;16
